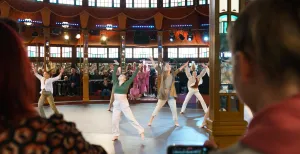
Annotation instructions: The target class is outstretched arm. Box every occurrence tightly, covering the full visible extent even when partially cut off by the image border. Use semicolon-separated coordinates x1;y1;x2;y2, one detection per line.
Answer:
52;68;64;81
174;61;189;76
112;60;119;84
149;56;162;74
127;64;140;84
185;67;192;78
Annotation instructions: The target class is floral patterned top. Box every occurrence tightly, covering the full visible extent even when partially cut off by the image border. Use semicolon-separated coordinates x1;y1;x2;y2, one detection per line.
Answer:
0;114;107;154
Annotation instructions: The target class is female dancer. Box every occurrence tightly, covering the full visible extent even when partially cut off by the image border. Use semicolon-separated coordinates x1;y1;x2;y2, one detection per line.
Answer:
111;60;144;141
148;57;189;127
33;65;64;118
180;64;209;114
107;66;121;111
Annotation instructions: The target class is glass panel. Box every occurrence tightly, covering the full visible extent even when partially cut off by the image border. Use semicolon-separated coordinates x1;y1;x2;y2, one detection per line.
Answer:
75;0;82;5
168;48;177;58
108;48;119;58
88;48;107;58
230;95;239;112
133;48;152;58
125;48;133;58
219;0;227;13
76;47;84;58
36;0;43;1
199;47;209;58
171;0;185;7
50;0;57;3
178;48;198;58
114;0;120;7
163;0;170;7
126;0;133;7
153;48;164;58
88;0;96;6
40;46;44;57
186;0;193;6
134;0;150;8
199;0;207;5
27;46;38;57
58;0;75;5
151;0;157;8
219;95;228;111
97;0;112;7
62;47;72;58
50;47;61;57
231;0;239;13
231;15;238;22
219;15;228;33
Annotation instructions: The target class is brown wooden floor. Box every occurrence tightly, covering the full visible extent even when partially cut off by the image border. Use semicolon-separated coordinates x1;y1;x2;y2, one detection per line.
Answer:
38;103;209;154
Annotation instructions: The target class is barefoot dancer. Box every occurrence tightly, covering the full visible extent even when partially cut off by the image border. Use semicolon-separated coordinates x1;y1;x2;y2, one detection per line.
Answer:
111;60;144;141
180;64;209;114
148;57;189;127
33;65;64;118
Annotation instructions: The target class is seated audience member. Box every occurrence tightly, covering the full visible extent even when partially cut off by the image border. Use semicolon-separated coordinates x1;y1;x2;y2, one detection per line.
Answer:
0;22;107;153
101;78;112;97
206;0;300;153
129;83;142;100
69;68;80;96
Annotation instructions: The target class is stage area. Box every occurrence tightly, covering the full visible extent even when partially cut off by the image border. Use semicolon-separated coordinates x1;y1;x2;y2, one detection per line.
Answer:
38;103;208;154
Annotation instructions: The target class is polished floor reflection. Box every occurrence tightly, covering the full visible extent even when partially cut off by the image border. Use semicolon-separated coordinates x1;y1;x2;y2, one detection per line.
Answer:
39;103;208;154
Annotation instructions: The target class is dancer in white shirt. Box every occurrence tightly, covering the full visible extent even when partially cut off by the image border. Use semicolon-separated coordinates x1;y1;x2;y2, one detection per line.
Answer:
33;65;64;118
180;64;209;114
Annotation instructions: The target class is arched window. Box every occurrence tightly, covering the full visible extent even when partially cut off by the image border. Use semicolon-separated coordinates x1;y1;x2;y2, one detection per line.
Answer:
126;0;157;8
88;0;120;7
219;15;238;33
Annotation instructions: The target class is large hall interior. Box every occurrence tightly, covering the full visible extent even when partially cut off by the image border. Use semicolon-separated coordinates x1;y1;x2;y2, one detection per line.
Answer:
0;0;262;154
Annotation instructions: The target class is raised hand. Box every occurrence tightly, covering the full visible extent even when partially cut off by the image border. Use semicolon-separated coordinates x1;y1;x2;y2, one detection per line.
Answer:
113;60;119;65
184;61;189;67
32;63;37;73
60;67;65;74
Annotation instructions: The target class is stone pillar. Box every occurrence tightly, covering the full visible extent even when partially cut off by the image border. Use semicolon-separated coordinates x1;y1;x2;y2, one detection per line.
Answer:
207;0;246;148
82;30;89;101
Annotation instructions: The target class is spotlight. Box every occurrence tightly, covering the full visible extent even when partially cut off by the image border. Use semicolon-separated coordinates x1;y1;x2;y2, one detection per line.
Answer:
187;30;193;41
169;32;175;42
45;41;49;46
64;33;69;40
101;35;107;41
76;33;81;39
203;32;209;42
179;34;185;41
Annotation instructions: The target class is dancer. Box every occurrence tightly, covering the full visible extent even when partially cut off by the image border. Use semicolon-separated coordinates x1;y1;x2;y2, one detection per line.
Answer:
107;66;121;111
148;57;189;127
33;65;64;118
180;64;209;114
111;60;144;141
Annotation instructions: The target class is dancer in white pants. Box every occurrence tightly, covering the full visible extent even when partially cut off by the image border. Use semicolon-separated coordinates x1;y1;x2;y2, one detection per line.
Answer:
180;65;209;114
111;60;144;141
148;57;189;127
32;64;64;118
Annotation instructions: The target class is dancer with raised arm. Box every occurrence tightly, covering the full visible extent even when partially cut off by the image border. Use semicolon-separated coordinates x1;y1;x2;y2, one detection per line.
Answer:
33;65;64;118
108;66;121;111
111;60;145;141
148;57;189;127
180;64;209;114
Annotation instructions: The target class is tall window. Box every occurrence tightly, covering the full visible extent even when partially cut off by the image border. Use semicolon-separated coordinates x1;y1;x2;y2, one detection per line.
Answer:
40;46;44;57
62;47;72;58
168;48;177;58
186;0;193;6
50;47;61;58
114;0;120;7
153;48;163;58
133;48;152;58
36;0;43;1
75;0;82;5
88;0;96;6
171;0;185;7
199;47;209;58
76;47;83;58
219;15;227;33
126;0;156;8
163;0;170;7
88;48;107;58
199;0;207;5
125;48;133;58
97;0;112;7
108;48;119;58
178;48;198;58
27;46;38;57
